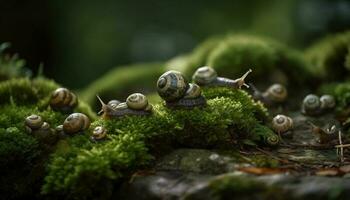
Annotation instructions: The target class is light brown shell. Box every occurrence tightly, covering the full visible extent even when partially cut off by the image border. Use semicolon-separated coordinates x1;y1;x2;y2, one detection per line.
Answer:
157;70;188;102
126;93;148;110
63;113;90;134
25;114;44;130
264;84;287;103
184;83;202;99
92;126;107;140
192;66;217;85
272;114;293;133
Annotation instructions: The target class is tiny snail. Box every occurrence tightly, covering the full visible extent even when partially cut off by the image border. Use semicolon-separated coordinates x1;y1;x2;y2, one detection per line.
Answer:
192;66;252;89
97;93;153;119
250;83;287;107
63;113;90;134
25;114;44;130
272;114;293;134
265;134;280;146
107;100;121;109
320;94;336;111
308;122;339;144
91;126;107;141
301;94;321;116
50;88;78;113
157;70;206;108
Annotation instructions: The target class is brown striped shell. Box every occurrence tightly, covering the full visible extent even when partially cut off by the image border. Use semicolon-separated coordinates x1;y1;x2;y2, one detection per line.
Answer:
50;88;78;111
183;83;202;99
25;114;44;130
63;113;90;134
92;126;107;140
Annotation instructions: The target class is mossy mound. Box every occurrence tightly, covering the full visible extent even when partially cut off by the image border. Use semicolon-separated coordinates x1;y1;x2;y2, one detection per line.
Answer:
167;35;313;89
79;62;164;110
42;87;276;198
0;77;97;198
305;31;350;81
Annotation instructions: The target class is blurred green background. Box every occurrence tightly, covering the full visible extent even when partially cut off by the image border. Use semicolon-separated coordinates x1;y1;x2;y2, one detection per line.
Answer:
1;0;350;89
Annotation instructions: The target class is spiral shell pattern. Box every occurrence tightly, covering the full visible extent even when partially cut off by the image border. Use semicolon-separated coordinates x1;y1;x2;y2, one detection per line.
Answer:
320;95;336;110
25;114;44;130
265;134;280;146
183;83;202;99
107;100;121;110
50;88;78;111
272;114;293;133
264;84;287;103
92;126;107;140
157;70;188;102
126;93;149;110
192;66;218;85
63;113;90;134
302;94;321;115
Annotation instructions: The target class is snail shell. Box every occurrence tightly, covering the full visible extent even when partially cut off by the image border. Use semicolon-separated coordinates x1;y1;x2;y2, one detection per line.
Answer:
272;114;293;134
50;88;78;112
301;94;321;116
25;114;44;130
183;83;202;99
192;66;217;85
320;95;336;110
107;100;121;109
263;84;287;103
63;113;90;134
92;126;107;140
157;70;188;102
126;93;149;110
265;134;280;146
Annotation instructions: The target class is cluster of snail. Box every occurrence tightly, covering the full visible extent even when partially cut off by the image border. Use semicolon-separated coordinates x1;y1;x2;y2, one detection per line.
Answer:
97;93;153;119
50;88;78;113
25;114;54;135
301;94;336;116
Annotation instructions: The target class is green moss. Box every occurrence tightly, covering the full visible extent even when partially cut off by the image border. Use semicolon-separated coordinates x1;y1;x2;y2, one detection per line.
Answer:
79;62;164;109
206;35;312;88
0;42;29;81
305;31;350;81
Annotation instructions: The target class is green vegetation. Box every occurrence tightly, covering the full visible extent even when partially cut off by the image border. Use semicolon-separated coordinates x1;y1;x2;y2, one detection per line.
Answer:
305;31;350;81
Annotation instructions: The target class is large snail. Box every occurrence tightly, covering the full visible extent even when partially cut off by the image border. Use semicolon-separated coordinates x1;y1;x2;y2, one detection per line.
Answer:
192;66;252;89
50;88;78;113
301;94;336;116
62;113;90;134
250;83;288;107
91;126;107;142
308;122;339;144
97;93;153;119
25;114;57;143
272;114;293;136
157;70;206;108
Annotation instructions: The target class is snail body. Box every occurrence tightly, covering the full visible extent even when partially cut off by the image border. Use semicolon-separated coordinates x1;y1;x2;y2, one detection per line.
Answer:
97;93;153;119
192;66;252;89
50;88;78;113
272;114;293;134
309;122;339;144
91;126;107;141
301;94;336;116
63;113;90;134
250;83;287;107
157;70;206;109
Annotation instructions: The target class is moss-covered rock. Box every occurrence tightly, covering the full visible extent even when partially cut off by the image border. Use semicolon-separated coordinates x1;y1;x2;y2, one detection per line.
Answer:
305;31;350;81
79;62;164;110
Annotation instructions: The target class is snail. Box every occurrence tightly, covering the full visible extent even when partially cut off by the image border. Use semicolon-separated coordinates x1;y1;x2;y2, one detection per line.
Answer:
63;113;90;134
192;66;252;89
301;94;321;116
157;70;206;108
301;94;336;116
97;93;153;119
50;88;78;113
25;114;57;143
308;122;339;144
272;114;293;136
265;134;280;146
320;94;336;111
91;126;107;141
250;83;288;107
